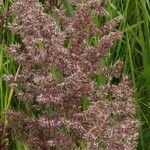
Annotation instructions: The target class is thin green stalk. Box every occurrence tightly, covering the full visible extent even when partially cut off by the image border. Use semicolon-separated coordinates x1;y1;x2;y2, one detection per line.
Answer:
6;65;21;109
60;0;74;17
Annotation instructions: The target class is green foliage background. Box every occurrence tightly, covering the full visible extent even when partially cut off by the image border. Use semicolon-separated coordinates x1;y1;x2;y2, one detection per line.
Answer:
0;0;150;149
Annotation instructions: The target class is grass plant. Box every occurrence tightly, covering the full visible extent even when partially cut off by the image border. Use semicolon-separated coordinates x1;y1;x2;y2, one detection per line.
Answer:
0;0;150;149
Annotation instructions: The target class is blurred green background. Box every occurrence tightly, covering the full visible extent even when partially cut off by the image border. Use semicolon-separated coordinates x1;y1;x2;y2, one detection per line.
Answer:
0;0;150;149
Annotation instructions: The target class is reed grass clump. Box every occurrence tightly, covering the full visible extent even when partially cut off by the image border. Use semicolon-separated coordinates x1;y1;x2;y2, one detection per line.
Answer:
2;0;139;149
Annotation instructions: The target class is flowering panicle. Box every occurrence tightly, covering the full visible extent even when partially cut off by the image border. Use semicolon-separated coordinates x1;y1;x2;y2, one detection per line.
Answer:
3;0;139;149
42;0;60;10
0;124;10;150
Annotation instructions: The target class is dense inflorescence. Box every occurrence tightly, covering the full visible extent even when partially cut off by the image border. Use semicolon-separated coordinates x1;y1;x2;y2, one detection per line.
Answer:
4;0;139;149
0;124;10;150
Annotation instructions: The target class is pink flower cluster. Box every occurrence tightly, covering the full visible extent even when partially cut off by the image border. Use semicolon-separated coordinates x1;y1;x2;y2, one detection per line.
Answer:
3;0;139;149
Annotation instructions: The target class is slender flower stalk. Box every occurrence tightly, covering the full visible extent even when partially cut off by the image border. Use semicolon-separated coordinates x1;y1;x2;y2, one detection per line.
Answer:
3;0;139;149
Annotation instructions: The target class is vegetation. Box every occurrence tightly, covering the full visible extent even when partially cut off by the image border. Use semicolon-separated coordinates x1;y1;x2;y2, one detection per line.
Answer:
0;0;150;149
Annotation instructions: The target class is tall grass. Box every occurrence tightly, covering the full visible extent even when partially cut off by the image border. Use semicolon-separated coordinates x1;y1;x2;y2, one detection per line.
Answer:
110;0;150;149
0;0;17;121
0;0;150;149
